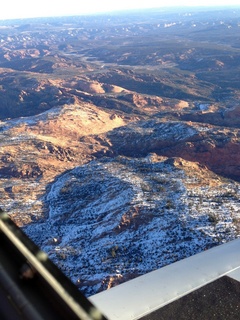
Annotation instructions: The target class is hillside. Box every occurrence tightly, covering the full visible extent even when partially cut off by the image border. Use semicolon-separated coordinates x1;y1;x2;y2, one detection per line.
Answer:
24;155;239;296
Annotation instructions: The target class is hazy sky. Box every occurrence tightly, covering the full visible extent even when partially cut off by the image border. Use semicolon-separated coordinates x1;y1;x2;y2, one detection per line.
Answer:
1;0;240;20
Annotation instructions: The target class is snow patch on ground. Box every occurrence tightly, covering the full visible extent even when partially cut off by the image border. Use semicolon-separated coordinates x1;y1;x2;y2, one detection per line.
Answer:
24;155;240;296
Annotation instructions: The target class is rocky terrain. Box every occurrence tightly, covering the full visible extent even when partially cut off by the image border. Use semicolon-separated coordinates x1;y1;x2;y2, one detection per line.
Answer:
0;7;239;296
24;155;239;296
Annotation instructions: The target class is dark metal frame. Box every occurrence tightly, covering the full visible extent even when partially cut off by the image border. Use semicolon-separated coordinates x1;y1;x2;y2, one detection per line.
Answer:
0;210;108;320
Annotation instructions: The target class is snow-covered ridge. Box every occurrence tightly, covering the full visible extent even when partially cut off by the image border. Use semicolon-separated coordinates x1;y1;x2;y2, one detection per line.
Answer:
24;155;240;297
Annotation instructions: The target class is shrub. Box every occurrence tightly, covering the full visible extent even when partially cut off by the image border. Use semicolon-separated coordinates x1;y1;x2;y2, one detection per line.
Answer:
208;213;219;224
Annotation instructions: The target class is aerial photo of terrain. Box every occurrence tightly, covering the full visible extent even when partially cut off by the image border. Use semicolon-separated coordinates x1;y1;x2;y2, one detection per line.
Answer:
0;6;239;296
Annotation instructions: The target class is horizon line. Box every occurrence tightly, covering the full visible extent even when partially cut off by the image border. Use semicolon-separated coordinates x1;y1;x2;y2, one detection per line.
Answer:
0;4;240;22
